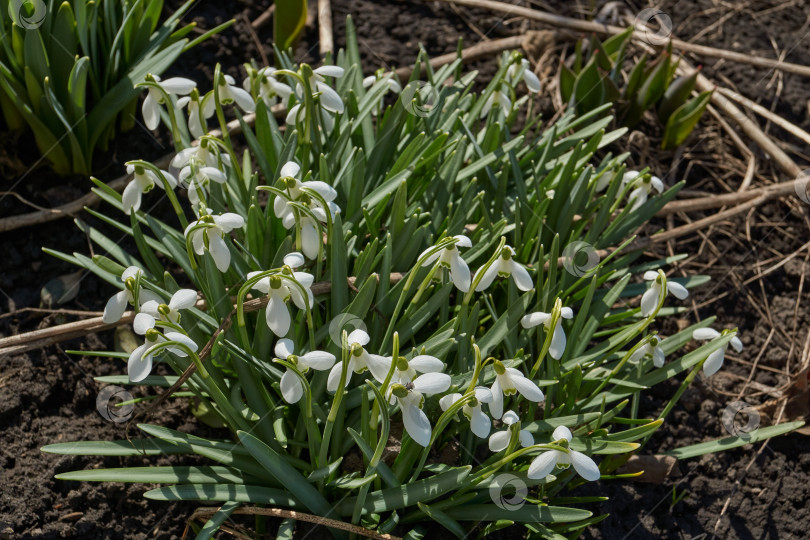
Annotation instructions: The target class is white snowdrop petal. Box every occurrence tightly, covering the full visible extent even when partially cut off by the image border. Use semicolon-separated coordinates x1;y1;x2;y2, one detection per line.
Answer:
667;281;689;300
474;387;493;403
523;69;541;93
365;354;392;383
528;451;559;480
643;271;659;281
275;338;295;359
474;262;501;291
730;336;743;352
409;355;444;373
653;347;666;368
139;300;160;317
488;430;510;452
326;362;344;392
317;83;345;113
489;379;504;420
122;180;142;213
266;295;291;337
169;289;197;310
640;288;659;316
521;312;551;328
216;213;245;232
439;393;462;411
502;410;519;425
142;93;159;130
347;329;370;346
103;291;129;323
207;234;231;273
301;219;320;259
510;261;534;291
314;65;344;78
412;372;451;395
164;332;198;353
552;425;573;441
283;252;305;268
470;409;491;438
127;345;153;382
160;77;196;94
549;323;567;360
449;254;471;293
133;313;156;335
402;404;432;447
518;429;534;448
570;451;601;481
454;235;472;248
229;86;256;113
693;327;721;340
702;349;725;377
511;375;545;403
280;370;304;403
280;161;300;179
300;351;336;371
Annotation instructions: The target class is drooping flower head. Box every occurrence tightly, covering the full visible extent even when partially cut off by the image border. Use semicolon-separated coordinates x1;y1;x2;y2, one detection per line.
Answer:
327;328;388;391
527;425;600;482
441;387;494;439
140;74;196;130
122;164;177;214
388;372;451;447
488;359;545;420
184;212;245;272
474;245;533;291
488;409;534;450
641;270;688;317
248;253;314;337
521;303;575;360
274;339;336;404
102;266;163;324
630;334;667;368
418;235;473;292
506;58;541;93
127;328;198;383
133;289;198;334
693;327;743;376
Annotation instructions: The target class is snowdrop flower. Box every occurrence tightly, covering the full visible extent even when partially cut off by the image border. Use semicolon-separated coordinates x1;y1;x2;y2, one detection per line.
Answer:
203;74;255;117
176;89;208;139
128;328;198;383
640;271;688;317
480;86;512;118
367;354;445;389
327;329;388;391
102;266;162;323
692;327;743;377
388;372;451;447
245;67;293;108
171;141;230;178
488;409;534;450
488;359;545;419
284;65;345;130
528;425;600;482
122;164;177;213
274;339;336;404
507;59;541;93
521;305;575;360
179;164;228;207
418;235;473;292
133;289;197;333
248;253;314;337
273;161;341;259
440;387;494;438
184;213;245;272
473;245;533;291
625;171;664;211
362;72;402;94
630;335;666;368
141;74;196;130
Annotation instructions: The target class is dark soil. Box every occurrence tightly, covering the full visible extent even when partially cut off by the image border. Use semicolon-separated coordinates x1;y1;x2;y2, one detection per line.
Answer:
2;0;809;538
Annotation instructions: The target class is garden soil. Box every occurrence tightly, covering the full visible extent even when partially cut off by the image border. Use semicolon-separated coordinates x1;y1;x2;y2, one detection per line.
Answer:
1;0;808;538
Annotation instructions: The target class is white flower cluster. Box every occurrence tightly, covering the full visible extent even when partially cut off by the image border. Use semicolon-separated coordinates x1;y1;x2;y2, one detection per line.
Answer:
101;57;742;491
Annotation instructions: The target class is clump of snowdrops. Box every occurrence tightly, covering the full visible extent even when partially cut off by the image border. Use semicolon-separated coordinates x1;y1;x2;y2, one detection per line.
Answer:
43;19;795;539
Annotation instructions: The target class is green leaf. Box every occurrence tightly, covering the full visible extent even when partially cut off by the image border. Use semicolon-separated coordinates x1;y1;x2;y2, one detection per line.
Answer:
663;421;804;459
56;466;253;484
661;90;713;149
442;503;592;523
274;0;307;50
